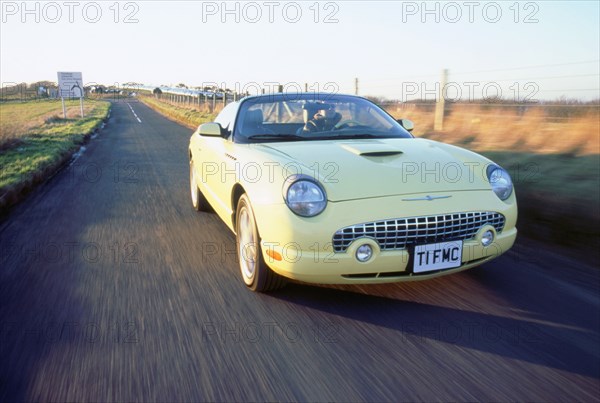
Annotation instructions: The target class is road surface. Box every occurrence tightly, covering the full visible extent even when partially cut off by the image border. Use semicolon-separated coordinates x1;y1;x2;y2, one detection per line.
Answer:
1;100;598;401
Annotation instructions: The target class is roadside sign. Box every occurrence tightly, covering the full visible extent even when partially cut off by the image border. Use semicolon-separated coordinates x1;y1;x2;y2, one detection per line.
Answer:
57;72;84;98
57;71;84;118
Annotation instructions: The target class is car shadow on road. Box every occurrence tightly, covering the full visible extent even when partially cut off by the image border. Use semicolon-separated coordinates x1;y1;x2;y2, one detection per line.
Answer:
269;275;599;379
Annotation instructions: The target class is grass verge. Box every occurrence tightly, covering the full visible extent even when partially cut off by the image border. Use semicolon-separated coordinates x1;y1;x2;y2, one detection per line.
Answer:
0;99;110;212
138;96;216;129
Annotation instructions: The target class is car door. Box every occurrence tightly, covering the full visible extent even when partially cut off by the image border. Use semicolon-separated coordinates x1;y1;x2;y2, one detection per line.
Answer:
205;102;241;221
194;102;239;221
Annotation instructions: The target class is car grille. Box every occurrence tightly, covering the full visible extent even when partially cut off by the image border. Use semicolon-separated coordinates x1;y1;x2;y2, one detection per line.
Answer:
332;211;505;253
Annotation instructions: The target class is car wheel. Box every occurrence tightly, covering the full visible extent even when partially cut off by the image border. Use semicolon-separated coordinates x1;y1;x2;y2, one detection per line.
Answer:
236;194;286;292
190;159;207;211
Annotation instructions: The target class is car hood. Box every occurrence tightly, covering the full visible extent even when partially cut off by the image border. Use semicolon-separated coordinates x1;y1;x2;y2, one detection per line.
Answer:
257;138;493;202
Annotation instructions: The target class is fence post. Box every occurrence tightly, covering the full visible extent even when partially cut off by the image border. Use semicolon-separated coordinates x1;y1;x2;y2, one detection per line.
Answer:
434;69;448;131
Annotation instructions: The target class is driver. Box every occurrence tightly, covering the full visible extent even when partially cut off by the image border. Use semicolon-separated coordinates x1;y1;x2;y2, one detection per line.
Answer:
302;103;342;133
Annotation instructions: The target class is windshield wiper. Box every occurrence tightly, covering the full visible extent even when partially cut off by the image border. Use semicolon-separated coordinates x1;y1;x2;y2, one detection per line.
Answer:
247;134;306;141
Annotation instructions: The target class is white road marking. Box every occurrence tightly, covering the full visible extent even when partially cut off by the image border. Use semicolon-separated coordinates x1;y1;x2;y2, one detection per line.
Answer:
126;103;142;123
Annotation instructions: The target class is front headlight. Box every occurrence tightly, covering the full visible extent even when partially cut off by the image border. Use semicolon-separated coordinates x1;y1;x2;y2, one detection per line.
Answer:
487;165;513;201
283;175;327;217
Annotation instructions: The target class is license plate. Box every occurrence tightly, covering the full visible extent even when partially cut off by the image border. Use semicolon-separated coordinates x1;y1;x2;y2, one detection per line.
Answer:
413;241;463;273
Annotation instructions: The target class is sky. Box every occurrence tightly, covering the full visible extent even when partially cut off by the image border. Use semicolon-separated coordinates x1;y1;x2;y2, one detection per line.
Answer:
1;0;599;101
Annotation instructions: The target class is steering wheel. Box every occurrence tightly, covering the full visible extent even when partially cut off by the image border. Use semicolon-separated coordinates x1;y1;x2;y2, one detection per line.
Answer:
333;120;362;130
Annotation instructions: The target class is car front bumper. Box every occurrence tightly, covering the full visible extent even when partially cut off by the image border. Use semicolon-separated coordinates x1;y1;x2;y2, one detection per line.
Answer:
252;190;517;284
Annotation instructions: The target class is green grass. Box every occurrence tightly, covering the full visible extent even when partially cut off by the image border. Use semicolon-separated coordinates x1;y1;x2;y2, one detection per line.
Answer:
0;99;110;206
139;96;215;129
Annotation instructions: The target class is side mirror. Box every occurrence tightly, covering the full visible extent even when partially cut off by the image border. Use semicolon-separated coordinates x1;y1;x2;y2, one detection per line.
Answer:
398;119;414;132
198;122;223;137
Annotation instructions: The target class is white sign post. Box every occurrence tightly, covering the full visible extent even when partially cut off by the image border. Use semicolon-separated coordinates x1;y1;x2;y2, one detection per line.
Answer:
57;72;84;118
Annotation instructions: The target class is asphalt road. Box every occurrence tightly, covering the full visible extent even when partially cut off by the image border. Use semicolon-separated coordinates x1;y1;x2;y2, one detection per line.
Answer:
1;100;598;402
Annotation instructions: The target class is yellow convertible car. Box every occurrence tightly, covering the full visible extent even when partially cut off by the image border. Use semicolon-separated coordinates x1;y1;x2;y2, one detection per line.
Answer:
189;93;517;291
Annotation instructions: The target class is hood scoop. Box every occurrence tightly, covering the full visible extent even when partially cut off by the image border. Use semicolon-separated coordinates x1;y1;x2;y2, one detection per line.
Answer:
360;151;403;157
341;142;403;157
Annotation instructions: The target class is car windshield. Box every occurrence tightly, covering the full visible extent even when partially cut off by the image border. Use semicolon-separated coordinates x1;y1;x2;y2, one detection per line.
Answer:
234;94;412;143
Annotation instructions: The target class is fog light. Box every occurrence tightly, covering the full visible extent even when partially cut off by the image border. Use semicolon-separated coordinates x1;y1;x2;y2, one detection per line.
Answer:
356;244;373;262
481;230;494;247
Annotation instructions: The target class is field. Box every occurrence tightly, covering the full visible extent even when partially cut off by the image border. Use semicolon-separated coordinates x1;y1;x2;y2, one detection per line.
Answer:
0;99;110;210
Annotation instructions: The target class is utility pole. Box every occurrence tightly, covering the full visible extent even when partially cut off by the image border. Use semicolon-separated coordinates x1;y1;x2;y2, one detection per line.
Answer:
354;77;359;95
434;69;448;131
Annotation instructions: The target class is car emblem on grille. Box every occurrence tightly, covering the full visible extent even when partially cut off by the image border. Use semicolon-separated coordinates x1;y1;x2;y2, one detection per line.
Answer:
402;195;452;201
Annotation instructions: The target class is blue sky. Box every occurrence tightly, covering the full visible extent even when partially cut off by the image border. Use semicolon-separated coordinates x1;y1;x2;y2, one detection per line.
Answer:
1;1;599;100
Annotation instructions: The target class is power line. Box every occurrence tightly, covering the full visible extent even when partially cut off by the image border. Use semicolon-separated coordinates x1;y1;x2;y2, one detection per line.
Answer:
451;60;600;76
364;76;599;89
366;73;443;83
359;60;600;84
540;88;600;92
474;73;599;83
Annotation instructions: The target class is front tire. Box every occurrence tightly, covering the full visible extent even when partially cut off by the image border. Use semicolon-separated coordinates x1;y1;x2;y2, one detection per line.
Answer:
235;194;286;292
190;159;207;211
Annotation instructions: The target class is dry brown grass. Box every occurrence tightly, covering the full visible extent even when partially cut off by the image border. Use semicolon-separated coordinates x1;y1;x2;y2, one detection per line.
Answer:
387;104;600;156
